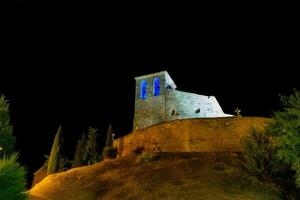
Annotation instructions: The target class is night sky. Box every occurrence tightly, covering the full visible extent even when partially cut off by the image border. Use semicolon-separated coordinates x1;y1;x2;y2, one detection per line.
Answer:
1;1;299;184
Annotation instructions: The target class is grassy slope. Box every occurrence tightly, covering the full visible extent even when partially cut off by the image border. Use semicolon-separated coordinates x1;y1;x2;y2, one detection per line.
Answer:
29;152;284;200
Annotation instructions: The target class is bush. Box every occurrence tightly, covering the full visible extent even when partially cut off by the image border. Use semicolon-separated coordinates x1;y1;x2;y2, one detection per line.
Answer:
103;147;117;159
242;128;278;181
133;146;145;155
58;157;73;172
137;152;158;163
0;154;27;200
269;89;300;187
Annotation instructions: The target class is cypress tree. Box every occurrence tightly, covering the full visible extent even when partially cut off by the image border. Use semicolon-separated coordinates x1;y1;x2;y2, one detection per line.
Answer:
84;127;98;165
47;126;63;175
103;123;117;159
0;95;15;158
73;133;86;167
105;123;113;147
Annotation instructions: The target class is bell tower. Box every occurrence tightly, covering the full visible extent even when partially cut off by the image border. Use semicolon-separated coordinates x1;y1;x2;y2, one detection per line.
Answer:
133;71;176;130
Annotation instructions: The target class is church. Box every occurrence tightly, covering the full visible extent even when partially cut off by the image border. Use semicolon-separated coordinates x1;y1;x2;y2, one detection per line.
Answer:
133;71;233;130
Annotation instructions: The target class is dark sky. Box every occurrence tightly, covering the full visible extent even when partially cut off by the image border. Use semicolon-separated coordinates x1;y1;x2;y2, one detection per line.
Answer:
1;1;299;184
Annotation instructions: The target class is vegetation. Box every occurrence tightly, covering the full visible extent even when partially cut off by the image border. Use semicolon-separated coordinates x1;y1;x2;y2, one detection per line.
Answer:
72;133;86;167
83;127;99;165
0;154;27;200
103;123;117;159
0;96;27;199
73;127;100;167
47;126;63;175
137;152;158;163
241;90;300;199
105;123;113;147
133;146;145;155
103;146;117;159
58;157;73;172
242;128;279;181
0;95;15;158
269;89;300;187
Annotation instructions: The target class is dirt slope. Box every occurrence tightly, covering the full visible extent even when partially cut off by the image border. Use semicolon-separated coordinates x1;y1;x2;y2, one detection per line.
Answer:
29;152;284;200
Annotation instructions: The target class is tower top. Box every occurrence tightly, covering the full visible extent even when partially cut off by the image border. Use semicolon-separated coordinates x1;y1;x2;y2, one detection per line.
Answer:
135;71;177;89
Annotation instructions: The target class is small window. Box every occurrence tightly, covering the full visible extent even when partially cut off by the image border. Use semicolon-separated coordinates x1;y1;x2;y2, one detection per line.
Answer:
153;77;160;96
140;80;147;100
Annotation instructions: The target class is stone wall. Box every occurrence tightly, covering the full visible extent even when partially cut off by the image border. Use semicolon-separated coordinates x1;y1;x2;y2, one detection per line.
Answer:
133;73;166;130
165;90;230;121
133;95;166;131
32;165;47;188
114;117;271;157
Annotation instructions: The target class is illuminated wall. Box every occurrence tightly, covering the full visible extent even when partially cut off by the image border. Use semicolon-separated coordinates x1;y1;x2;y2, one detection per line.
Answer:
133;71;232;131
166;90;232;121
116;117;271;157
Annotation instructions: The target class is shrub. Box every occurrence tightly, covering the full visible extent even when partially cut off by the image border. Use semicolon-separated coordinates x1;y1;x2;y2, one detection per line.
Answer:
138;152;158;163
103;147;117;159
0;153;27;200
58;157;73;172
133;146;145;155
242;128;278;181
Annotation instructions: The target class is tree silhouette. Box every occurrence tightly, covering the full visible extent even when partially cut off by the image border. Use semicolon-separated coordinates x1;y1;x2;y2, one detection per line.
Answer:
47;126;63;175
0;95;15;158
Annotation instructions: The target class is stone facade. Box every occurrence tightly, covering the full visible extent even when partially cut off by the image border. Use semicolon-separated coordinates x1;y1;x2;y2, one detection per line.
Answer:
133;71;232;130
166;90;231;120
133;72;167;131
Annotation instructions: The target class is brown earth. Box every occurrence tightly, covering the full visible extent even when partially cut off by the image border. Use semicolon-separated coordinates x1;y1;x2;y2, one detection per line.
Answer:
28;152;284;200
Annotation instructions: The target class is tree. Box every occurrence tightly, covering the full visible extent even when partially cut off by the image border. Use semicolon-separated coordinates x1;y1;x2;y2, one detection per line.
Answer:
103;123;117;159
105;123;113;147
72;133;86;167
0;95;15;158
47;126;63;175
269;89;300;187
0;153;27;200
83;127;99;165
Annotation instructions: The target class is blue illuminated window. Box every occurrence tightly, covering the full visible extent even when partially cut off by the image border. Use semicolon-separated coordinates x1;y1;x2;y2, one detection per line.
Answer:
153;77;160;96
140;80;147;100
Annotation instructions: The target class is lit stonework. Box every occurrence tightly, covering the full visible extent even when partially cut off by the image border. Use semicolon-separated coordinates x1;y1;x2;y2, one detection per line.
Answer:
133;71;233;130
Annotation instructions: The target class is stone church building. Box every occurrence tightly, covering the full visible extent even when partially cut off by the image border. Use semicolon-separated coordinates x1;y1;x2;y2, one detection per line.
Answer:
133;71;232;130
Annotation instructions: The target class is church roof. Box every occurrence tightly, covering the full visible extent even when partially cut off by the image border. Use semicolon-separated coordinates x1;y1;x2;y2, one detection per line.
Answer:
135;71;177;89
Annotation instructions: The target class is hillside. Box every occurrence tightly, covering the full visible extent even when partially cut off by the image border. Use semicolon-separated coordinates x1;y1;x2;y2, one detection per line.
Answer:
29;152;285;200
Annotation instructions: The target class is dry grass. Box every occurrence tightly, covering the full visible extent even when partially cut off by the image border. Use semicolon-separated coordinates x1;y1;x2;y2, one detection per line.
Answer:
29;152;284;200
